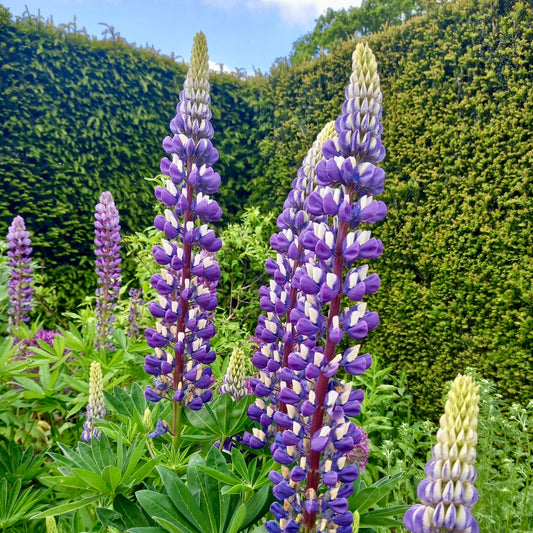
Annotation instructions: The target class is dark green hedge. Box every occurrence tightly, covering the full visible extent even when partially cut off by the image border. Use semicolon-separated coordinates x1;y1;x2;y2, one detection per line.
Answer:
249;0;532;416
0;6;263;309
370;0;533;417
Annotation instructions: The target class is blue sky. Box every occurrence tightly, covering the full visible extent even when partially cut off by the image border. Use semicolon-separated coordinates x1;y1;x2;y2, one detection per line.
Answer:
3;0;360;74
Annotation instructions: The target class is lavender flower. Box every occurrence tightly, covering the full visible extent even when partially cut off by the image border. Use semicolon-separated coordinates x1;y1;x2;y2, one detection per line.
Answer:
6;216;34;331
81;361;106;442
404;374;480;533
220;346;249;400
245;42;386;533
94;191;122;351
18;328;60;357
127;287;144;338
144;32;222;431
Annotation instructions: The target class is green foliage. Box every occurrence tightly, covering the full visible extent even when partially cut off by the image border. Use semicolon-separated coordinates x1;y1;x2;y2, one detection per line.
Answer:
39;432;161;512
0;477;48;531
349;473;408;531
134;447;271;533
181;394;253;449
216;207;276;333
291;0;421;66
197;447;274;500
0;436;48;485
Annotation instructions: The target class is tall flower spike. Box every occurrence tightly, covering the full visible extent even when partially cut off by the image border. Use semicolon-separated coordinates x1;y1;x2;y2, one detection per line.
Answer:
144;32;222;435
81;361;106;442
94;191;122;351
6;216;34;332
404;374;480;533
248;42;387;533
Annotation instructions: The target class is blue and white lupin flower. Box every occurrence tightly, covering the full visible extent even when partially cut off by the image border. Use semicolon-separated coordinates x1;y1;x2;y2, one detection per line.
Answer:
144;33;222;437
245;42;387;533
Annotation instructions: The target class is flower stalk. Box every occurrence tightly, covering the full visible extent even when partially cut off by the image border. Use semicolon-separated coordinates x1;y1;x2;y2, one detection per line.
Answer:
81;361;106;442
144;32;222;443
94;191;122;351
246;42;387;533
6;215;34;332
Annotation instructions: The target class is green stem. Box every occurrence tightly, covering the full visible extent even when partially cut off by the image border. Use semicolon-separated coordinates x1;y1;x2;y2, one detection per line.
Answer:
172;401;182;451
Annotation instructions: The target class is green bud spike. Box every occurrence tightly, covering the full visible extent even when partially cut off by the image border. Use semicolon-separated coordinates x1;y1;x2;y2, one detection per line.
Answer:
46;517;59;533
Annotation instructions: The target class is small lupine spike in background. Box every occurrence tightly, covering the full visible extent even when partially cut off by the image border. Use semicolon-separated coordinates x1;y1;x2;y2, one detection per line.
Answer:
81;361;106;442
94;191;122;351
247;41;387;533
45;517;59;533
220;345;249;401
404;374;480;533
6;215;34;333
127;287;144;338
144;32;222;440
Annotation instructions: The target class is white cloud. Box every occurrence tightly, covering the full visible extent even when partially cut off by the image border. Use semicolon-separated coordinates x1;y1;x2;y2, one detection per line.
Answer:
256;0;363;25
208;60;233;74
201;0;363;26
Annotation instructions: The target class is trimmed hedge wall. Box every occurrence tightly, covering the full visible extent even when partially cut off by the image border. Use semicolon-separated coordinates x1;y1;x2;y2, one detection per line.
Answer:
251;0;532;416
0;6;263;308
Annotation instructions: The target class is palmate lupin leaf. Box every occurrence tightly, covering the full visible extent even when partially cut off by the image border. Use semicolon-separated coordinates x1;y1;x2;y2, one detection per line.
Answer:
0;477;48;529
134;447;271;533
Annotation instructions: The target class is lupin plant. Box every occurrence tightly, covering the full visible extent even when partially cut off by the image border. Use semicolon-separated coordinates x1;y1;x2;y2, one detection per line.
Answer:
404;374;480;533
6;215;34;332
81;361;106;442
244;42;387;533
94;191;122;351
144;32;222;441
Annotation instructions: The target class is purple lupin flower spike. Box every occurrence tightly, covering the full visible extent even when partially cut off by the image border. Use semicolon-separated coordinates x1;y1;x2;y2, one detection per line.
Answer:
144;32;222;436
127;288;144;338
7;216;34;332
94;191;122;351
247;42;387;533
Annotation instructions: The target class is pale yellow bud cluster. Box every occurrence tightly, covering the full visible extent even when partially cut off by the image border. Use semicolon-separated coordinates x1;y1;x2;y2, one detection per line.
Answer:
81;361;106;441
295;120;337;204
404;374;480;533
350;42;382;104
436;374;479;464
88;361;105;418
221;346;249;400
45;517;59;533
184;32;210;103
